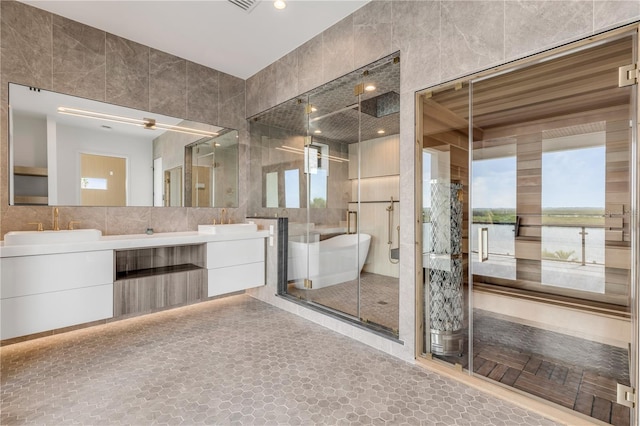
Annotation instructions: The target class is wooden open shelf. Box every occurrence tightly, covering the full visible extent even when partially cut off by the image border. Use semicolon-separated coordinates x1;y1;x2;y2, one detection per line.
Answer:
115;263;202;281
14;195;48;205
14;166;48;177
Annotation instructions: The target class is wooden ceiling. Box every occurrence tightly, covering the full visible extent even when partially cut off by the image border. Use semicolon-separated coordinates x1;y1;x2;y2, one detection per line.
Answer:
423;35;633;148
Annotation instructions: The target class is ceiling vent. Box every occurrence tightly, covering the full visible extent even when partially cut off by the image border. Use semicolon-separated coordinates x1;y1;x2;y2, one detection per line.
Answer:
227;0;261;13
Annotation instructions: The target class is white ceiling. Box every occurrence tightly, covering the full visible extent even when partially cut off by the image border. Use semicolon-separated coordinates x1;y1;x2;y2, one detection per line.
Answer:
22;0;369;80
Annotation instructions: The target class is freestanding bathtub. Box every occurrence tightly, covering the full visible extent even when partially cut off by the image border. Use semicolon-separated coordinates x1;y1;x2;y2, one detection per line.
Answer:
288;233;371;289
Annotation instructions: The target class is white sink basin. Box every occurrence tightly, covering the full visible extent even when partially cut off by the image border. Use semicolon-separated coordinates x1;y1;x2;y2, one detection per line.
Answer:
198;223;258;234
3;229;102;246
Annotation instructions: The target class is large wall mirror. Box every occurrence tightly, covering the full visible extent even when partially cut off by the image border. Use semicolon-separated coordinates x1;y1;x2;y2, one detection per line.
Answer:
9;83;238;208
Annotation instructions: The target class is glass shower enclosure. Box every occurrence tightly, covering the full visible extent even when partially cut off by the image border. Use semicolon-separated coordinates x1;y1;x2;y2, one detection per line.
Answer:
249;53;401;336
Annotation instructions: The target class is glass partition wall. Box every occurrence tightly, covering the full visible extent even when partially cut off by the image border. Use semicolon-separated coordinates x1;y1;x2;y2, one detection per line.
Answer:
250;53;401;336
418;30;637;426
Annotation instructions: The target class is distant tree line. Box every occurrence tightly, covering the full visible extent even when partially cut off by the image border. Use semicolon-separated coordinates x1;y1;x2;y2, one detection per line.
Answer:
421;207;605;226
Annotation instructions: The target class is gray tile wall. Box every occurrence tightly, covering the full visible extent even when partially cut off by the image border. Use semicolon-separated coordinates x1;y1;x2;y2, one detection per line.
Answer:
244;0;640;361
149;48;187;119
53;15;105;101
246;0;640;113
0;0;247;237
105;34;149;111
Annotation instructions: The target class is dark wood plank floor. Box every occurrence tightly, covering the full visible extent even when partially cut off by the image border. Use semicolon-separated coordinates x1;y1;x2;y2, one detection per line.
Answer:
473;345;630;426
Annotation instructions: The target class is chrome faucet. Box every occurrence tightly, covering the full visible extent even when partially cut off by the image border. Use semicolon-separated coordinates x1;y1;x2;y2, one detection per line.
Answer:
52;207;60;231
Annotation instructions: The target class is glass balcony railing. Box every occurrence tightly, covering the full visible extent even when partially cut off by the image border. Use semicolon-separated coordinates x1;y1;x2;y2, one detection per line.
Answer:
422;219;606;294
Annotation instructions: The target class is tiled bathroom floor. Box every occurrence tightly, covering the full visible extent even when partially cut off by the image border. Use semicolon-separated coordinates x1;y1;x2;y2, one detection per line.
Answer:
0;294;560;425
287;273;630;425
287;272;399;332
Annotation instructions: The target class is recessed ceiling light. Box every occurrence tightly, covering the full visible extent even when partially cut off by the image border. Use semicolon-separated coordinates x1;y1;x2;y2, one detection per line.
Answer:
274;0;286;9
314;130;321;134
377;129;385;134
311;107;317;112
365;84;376;92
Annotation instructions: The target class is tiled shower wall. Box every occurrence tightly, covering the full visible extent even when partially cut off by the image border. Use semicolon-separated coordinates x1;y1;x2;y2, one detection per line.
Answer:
0;0;248;236
245;1;640;361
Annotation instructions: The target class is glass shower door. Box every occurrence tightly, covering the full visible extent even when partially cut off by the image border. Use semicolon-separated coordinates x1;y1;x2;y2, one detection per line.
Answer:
354;57;401;333
294;54;401;334
295;70;362;318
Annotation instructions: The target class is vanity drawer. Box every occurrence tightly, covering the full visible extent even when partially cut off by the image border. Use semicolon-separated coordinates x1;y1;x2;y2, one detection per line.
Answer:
0;283;113;340
1;250;113;299
206;238;265;269
207;262;265;297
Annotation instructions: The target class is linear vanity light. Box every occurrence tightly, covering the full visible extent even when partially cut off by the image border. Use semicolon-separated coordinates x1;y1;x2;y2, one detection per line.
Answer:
140;117;219;138
58;107;141;126
275;145;349;163
57;107;218;138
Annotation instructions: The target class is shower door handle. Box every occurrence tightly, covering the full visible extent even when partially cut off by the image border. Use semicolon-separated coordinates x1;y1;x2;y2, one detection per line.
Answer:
347;211;357;234
478;227;489;262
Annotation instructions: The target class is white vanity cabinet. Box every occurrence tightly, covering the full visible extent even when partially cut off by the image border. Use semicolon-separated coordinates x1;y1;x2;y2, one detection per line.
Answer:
206;238;265;297
0;229;268;341
0;250;113;339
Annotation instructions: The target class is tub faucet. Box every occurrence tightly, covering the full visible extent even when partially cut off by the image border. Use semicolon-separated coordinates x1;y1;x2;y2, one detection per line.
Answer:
52;207;60;231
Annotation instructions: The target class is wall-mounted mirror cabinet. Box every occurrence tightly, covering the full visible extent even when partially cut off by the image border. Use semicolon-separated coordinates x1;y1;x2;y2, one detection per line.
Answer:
9;83;239;208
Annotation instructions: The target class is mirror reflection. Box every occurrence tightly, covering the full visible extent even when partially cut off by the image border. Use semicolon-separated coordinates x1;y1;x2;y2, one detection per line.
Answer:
9;83;238;207
185;132;239;208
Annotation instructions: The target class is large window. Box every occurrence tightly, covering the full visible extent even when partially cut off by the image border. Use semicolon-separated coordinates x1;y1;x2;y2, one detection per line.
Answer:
472;154;517;280
284;169;300;208
541;133;606;293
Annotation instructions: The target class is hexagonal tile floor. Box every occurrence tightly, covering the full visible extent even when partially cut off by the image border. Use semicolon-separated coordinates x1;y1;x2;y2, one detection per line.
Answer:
1;294;560;425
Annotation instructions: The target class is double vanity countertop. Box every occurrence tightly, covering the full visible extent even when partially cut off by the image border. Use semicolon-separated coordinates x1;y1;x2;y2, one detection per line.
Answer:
0;228;269;258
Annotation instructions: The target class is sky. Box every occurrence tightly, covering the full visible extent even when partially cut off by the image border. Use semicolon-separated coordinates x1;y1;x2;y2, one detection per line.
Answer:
541;146;605;209
284;168;327;208
472;157;516;209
